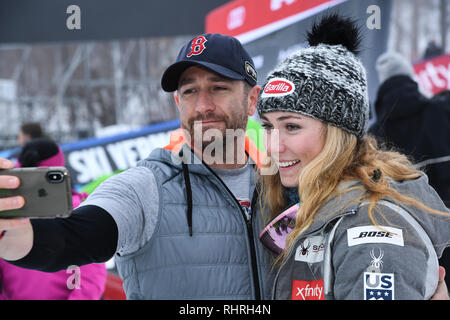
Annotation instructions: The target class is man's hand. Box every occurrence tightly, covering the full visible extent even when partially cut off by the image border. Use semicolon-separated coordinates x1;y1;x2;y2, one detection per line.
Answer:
0;158;33;261
431;266;449;300
0;158;25;212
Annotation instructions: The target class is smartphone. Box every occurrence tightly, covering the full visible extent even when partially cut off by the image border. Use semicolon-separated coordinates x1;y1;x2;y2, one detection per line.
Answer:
0;167;73;219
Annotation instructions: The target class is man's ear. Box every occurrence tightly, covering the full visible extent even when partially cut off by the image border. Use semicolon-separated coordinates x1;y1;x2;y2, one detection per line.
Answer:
174;91;181;110
247;85;261;117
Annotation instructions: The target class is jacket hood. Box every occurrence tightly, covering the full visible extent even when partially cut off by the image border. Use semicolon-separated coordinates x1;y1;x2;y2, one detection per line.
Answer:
303;180;364;235
16;138;65;168
142;145;214;176
374;75;430;121
145;142;261;176
385;174;450;256
307;175;449;256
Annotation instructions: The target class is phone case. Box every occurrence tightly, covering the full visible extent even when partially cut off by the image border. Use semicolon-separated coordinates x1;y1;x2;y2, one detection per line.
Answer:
0;167;73;218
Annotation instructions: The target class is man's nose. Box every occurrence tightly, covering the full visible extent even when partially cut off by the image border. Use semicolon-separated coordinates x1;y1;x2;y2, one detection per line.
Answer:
195;90;215;113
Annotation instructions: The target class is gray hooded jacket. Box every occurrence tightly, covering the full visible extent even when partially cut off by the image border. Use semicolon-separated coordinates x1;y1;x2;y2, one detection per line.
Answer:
272;175;450;300
114;146;274;299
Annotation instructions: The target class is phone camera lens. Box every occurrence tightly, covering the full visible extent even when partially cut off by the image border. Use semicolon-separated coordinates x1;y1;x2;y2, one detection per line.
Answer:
47;171;64;184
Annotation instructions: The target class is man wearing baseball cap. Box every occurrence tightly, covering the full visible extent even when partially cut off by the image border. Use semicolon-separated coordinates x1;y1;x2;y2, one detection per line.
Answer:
161;33;257;91
0;33;273;300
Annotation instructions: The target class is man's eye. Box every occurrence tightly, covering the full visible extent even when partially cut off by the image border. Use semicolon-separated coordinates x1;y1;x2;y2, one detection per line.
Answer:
214;86;228;91
182;88;195;95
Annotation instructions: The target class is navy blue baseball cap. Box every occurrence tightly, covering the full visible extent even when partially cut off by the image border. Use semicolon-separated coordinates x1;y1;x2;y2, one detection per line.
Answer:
161;33;257;92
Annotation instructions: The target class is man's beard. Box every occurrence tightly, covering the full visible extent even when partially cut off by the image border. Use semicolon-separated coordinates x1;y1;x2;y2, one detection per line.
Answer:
181;109;248;165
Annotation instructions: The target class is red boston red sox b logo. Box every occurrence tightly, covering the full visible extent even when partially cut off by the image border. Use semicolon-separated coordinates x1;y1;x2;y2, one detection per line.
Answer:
187;36;207;57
